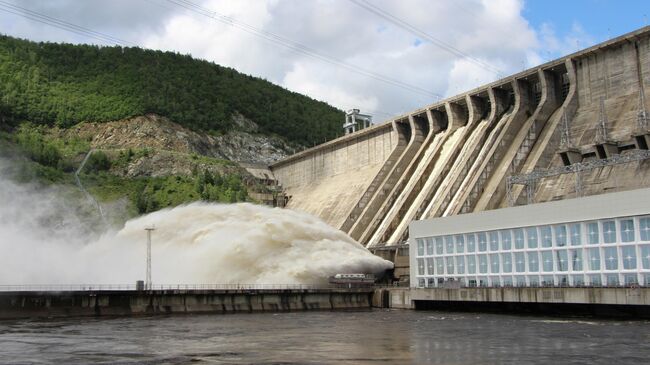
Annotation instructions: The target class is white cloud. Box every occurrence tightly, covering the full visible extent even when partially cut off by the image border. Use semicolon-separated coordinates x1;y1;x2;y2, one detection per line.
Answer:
535;22;597;62
282;62;380;113
0;0;596;123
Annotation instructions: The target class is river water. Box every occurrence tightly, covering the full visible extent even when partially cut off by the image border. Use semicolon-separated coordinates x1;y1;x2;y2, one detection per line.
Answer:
1;310;649;364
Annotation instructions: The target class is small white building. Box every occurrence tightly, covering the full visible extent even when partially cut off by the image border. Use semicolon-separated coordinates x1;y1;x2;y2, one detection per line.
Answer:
343;109;372;135
409;188;650;288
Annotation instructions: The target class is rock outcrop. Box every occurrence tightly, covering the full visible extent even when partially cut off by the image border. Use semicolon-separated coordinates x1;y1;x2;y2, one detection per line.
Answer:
64;114;296;165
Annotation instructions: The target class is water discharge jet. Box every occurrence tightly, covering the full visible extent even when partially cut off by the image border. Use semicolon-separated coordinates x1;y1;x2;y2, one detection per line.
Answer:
115;202;394;285
0;169;393;286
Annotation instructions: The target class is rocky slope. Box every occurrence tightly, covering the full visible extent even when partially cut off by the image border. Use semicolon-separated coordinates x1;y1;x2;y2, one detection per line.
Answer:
62;113;297;166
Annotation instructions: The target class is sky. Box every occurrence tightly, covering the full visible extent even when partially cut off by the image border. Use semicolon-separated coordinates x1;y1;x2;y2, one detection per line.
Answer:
1;0;649;123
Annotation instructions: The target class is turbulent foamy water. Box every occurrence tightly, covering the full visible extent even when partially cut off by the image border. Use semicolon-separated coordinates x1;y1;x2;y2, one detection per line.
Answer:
108;202;393;284
0;169;392;285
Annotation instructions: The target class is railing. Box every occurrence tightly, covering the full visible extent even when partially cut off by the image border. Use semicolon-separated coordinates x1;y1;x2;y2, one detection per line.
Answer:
416;283;650;290
0;283;338;292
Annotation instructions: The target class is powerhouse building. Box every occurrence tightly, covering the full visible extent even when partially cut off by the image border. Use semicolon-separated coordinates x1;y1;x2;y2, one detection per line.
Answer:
409;188;650;288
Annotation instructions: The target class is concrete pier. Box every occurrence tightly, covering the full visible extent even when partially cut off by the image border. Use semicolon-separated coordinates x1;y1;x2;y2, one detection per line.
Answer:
0;288;373;320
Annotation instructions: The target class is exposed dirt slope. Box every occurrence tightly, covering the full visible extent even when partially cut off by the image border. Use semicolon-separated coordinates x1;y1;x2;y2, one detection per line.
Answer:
63;114;296;165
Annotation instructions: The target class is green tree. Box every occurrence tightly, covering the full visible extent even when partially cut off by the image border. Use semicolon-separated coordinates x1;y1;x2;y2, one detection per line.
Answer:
85;151;111;172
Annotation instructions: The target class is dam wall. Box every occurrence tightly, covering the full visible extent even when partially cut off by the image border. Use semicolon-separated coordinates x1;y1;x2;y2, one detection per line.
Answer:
271;123;398;228
271;26;650;247
0;288;374;319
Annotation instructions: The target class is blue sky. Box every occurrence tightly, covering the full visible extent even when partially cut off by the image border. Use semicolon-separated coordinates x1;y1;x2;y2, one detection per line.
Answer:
523;0;650;46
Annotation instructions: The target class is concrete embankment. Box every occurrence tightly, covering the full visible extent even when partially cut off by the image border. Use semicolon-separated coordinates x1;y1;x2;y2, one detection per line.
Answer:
373;287;650;318
0;289;373;319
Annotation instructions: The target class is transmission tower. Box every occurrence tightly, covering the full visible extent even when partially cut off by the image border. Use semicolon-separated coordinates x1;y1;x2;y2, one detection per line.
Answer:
595;97;609;143
559;108;573;148
638;85;648;131
145;226;155;290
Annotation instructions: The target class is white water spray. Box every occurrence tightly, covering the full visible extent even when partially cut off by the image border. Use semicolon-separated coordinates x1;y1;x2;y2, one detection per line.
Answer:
0;166;393;285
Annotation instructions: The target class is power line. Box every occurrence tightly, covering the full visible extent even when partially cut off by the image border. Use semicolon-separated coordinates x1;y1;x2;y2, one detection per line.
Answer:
163;0;444;100
0;0;137;46
0;0;438;114
348;0;504;77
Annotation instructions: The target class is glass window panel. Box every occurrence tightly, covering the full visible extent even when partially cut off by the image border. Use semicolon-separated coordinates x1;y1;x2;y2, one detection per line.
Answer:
622;246;637;270
572;275;584;286
427;278;435;287
417;239;425;256
541;251;554;272
478;232;488;252
540;226;553;248
490;276;501;287
503;276;513;287
500;230;512;250
528;275;540;286
526;227;538;248
570;249;583;271
418;278;425;287
556;250;568;272
606;274;619;286
640;217;650;241
589;274;602;286
435;237;444;255
466;234;476;252
527;252;539;272
515;276;526;287
624;274;639;286
489;232;499;251
478;255;488;274
588;222;599;244
514;228;525;249
604;247;618;270
467;255;476;274
436;258;445;274
641;245;650;269
515;252;526;272
445;236;454;254
501;253;512;273
478;277;488;287
417;258;425;275
456;256;465;274
570;224;582;246
455;235;465;253
602;220;616;244
426;258;434;275
426;238;434;255
446;257;455;274
490;254;500;273
620;219;635;243
554;225;567;247
588;248;601;271
541;275;554;286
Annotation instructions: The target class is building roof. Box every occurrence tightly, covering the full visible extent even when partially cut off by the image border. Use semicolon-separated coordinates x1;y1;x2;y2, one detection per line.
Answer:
410;188;650;238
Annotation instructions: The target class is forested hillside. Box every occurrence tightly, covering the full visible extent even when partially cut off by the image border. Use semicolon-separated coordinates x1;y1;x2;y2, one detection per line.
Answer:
0;35;343;146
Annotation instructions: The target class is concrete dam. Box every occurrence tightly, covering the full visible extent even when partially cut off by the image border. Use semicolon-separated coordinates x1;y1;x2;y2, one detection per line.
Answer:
269;26;650;248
